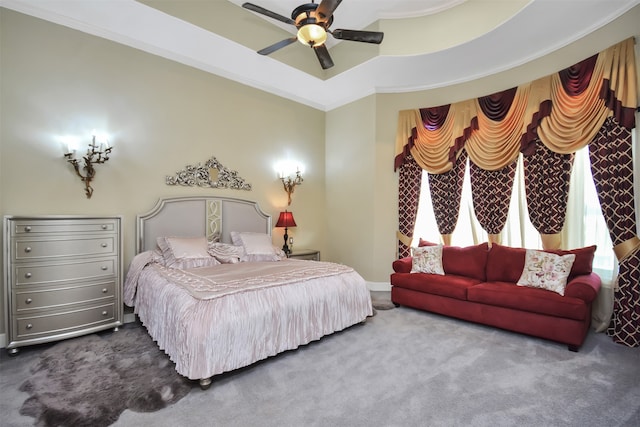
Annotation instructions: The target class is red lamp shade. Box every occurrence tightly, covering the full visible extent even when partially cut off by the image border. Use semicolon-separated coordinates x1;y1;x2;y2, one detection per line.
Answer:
275;211;297;228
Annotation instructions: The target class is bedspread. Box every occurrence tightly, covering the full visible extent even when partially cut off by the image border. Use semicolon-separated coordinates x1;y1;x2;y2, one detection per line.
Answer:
124;254;373;380
155;260;355;300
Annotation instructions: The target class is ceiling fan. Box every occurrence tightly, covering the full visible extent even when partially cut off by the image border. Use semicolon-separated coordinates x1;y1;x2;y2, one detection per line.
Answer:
242;0;384;69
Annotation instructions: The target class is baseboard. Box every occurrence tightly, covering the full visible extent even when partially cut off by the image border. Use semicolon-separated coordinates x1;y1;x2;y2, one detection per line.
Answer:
367;281;391;292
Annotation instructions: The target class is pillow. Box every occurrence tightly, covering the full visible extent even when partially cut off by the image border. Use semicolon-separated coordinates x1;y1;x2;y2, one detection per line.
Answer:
546;245;596;279
418;238;438;247
156;236;220;269
442;243;489;281
517;249;576;296
207;242;243;264
231;232;282;262
410;245;445;275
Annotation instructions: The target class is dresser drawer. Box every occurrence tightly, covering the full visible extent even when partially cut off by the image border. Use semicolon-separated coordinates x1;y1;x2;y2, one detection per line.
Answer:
14;303;116;339
10;219;117;235
14;258;115;286
14;281;116;311
13;235;116;261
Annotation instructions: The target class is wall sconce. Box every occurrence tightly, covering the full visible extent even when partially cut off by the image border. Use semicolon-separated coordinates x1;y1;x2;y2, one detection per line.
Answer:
275;210;297;255
64;135;112;198
280;169;303;206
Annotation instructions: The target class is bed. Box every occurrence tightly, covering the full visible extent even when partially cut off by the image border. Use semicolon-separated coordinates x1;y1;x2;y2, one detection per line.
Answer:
124;196;373;389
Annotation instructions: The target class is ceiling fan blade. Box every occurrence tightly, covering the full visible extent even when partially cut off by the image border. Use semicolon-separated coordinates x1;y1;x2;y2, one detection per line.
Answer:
331;29;384;44
257;37;297;55
316;0;342;23
242;2;295;25
314;45;334;69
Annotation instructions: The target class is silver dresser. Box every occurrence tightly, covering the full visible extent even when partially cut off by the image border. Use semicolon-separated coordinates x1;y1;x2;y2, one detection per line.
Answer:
3;216;123;353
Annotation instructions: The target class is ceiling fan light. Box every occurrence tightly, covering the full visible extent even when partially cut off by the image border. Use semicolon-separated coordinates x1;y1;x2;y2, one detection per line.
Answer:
297;24;327;47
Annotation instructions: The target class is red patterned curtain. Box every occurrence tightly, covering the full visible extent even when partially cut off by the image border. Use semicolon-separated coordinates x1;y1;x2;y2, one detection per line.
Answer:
589;117;639;347
428;150;467;245
397;155;422;258
470;160;517;245
523;140;575;249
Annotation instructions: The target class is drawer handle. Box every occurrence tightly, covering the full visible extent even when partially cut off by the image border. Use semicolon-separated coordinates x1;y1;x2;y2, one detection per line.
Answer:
101;224;108;230
26;324;33;330
101;243;108;248
102;311;108;316
101;266;108;271
102;288;108;293
24;226;32;232
25;298;33;304
25;272;32;279
24;247;32;253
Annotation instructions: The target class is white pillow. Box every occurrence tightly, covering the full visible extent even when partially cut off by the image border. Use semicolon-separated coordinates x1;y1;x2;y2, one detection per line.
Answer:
231;232;281;262
166;237;210;258
156;236;220;269
410;245;445;275
517;249;575;296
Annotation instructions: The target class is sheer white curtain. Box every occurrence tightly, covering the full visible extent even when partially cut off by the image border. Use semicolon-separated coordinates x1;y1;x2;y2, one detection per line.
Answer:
413;145;621;329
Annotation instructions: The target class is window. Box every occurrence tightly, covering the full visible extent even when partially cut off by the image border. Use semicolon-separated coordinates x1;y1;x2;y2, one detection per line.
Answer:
413;145;617;285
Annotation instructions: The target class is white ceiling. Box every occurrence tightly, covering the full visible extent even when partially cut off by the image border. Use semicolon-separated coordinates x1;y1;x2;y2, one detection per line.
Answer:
1;0;638;111
225;0;468;45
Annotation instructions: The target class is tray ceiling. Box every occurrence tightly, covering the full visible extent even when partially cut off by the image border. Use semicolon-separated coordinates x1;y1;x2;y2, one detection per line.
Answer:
1;0;638;110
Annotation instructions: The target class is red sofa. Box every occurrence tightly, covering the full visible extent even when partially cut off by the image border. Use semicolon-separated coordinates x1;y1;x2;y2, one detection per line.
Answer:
391;243;601;351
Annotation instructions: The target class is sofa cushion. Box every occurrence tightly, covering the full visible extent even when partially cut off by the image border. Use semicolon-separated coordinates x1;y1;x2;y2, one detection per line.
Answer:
546;245;596;279
391;273;480;301
442;243;489;281
467;281;588;321
485;244;526;283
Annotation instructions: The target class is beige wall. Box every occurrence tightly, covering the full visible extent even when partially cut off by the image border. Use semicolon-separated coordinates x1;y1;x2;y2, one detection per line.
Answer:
1;6;639;338
0;9;326;336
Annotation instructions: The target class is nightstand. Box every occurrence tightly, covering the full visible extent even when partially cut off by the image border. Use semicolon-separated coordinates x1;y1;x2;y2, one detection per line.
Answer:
287;249;320;261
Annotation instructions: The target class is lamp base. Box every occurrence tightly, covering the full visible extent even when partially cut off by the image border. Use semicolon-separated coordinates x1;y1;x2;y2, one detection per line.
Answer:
282;228;291;255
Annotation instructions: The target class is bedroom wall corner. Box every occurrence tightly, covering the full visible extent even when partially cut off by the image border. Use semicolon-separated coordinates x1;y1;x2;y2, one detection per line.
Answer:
325;95;378;279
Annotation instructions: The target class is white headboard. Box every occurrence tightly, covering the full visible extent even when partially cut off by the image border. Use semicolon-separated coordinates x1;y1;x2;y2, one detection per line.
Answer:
136;196;271;253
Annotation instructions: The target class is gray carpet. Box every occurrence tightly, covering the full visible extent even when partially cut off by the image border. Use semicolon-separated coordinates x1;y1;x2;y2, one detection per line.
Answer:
1;295;639;427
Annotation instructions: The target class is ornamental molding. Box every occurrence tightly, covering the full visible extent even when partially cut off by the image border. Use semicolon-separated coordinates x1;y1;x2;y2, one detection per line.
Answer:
165;156;252;191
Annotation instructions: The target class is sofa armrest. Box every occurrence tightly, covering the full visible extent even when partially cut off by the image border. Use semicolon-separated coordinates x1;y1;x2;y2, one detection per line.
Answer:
393;257;412;273
564;273;601;303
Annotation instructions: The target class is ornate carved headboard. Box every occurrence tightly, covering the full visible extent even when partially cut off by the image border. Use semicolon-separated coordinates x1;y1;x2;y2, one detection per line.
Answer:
136;196;271;253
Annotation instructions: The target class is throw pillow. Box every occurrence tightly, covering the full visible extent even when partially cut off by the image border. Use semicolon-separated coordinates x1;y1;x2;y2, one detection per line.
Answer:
231;232;281;262
410;245;445;275
156;236;220;269
517;249;576;296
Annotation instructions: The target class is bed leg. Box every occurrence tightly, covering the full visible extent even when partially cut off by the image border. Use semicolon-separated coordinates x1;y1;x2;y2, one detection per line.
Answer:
199;378;212;390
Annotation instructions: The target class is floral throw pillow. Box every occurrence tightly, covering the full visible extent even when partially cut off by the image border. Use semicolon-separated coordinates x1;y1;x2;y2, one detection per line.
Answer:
517;249;576;295
410;245;445;275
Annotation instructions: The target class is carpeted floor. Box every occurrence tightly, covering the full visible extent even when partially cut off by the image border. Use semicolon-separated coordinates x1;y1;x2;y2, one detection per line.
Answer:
1;292;638;427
